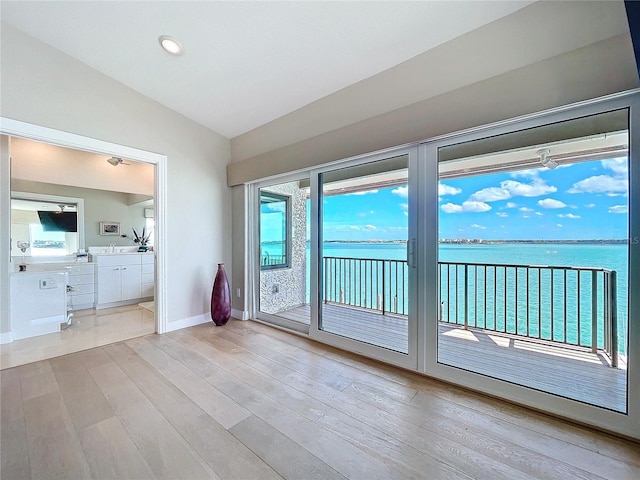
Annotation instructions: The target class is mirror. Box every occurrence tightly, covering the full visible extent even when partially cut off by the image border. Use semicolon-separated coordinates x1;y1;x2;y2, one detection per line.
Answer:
11;192;84;259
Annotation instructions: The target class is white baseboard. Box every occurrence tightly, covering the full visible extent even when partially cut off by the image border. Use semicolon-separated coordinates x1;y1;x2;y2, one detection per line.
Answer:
0;331;14;344
231;308;250;321
165;313;210;333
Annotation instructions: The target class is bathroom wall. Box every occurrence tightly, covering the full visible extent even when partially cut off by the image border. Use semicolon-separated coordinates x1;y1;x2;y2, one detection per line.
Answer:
11;179;150;252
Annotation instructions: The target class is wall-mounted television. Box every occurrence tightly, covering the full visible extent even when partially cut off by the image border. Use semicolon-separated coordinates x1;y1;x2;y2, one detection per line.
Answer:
37;211;77;232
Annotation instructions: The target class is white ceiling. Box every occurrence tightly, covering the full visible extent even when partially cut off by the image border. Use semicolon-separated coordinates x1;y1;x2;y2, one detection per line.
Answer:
0;1;534;138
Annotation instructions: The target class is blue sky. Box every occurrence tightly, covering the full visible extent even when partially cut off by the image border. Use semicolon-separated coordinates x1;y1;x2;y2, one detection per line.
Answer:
318;157;628;241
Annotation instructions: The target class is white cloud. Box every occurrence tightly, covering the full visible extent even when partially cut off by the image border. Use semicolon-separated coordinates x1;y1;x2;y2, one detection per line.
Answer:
441;203;462;213
364;224;377;230
438;183;461;196
510;168;544;179
469;187;511;202
441;201;491;214
557;224;563;228
609;205;628;214
558;213;581;219
496;212;508;218
538;198;567;209
400;203;408;216
500;178;557;197
463;201;492;212
585;203;596;208
391;186;408;198
505;202;517;208
471;224;486;229
568;175;627;196
535;211;543;216
601;158;628;175
348;189;379;196
519;207;533;212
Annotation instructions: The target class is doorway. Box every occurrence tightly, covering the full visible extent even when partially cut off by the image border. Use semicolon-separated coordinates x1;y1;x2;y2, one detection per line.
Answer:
0;118;167;368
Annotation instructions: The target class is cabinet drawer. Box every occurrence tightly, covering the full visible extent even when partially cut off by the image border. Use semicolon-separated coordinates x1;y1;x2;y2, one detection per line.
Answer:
68;274;94;286
68;293;94;308
65;264;95;275
142;264;154;274
141;273;155;284
68;283;95;295
141;254;154;264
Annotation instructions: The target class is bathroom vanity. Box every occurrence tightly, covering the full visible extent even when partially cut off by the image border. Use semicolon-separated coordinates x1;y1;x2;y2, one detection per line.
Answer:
92;251;155;309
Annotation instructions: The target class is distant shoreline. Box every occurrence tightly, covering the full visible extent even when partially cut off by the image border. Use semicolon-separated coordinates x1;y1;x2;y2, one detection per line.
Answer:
308;239;630;245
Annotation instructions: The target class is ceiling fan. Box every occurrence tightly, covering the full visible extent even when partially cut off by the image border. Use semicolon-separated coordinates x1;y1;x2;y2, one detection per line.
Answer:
107;156;130;166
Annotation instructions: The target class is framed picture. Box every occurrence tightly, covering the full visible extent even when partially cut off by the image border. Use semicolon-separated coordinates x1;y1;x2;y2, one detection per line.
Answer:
100;222;120;236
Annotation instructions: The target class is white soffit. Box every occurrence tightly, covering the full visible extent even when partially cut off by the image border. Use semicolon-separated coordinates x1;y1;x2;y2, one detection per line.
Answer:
0;1;534;138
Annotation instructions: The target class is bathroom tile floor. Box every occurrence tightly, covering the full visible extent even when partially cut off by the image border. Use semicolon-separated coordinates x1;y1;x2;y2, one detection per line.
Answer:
0;304;155;369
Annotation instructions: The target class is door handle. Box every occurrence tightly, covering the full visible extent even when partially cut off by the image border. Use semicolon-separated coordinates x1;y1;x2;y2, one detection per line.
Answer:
408;238;416;268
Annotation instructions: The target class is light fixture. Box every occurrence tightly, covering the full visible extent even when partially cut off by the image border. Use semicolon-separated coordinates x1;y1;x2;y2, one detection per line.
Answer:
159;35;184;56
537;148;558;170
107;156;129;167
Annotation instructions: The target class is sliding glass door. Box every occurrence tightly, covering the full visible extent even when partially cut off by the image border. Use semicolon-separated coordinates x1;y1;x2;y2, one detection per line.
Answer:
435;111;630;411
422;99;638;438
251;92;639;439
255;175;311;332
310;148;418;368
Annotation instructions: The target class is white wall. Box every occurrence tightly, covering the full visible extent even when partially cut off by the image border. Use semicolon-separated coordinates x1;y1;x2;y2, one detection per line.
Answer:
1;24;231;327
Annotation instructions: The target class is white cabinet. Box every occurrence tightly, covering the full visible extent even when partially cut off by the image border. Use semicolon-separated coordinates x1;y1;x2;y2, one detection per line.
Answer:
65;263;96;310
94;253;152;308
121;265;141;300
97;266;124;304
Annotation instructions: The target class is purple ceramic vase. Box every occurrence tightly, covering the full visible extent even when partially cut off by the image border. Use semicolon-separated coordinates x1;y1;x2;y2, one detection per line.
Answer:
211;263;231;326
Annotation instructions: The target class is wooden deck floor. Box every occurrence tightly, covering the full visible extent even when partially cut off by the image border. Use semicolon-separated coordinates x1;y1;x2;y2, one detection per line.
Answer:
277;303;627;412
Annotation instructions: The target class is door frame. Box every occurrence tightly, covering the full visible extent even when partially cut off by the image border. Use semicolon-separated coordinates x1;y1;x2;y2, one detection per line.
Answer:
0;117;168;336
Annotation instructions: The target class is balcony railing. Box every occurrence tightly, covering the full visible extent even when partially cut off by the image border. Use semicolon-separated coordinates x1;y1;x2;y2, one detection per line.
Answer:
324;256;408;315
322;256;620;367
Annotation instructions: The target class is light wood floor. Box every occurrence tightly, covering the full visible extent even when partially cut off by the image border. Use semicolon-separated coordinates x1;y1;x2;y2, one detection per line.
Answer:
2;318;639;480
279;303;627;412
0;305;156;370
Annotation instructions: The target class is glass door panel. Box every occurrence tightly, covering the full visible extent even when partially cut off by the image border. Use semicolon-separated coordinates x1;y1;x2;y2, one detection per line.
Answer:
258;179;310;326
436;110;629;412
319;155;411;354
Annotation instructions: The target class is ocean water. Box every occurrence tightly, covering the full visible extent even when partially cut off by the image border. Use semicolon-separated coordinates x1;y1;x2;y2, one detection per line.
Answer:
261;241;629;353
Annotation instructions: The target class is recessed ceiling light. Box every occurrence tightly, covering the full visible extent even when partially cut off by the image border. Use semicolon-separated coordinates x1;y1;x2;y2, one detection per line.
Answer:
159;35;184;56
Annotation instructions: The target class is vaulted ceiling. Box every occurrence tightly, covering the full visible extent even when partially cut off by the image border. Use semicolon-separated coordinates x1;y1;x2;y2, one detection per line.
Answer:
1;1;535;138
